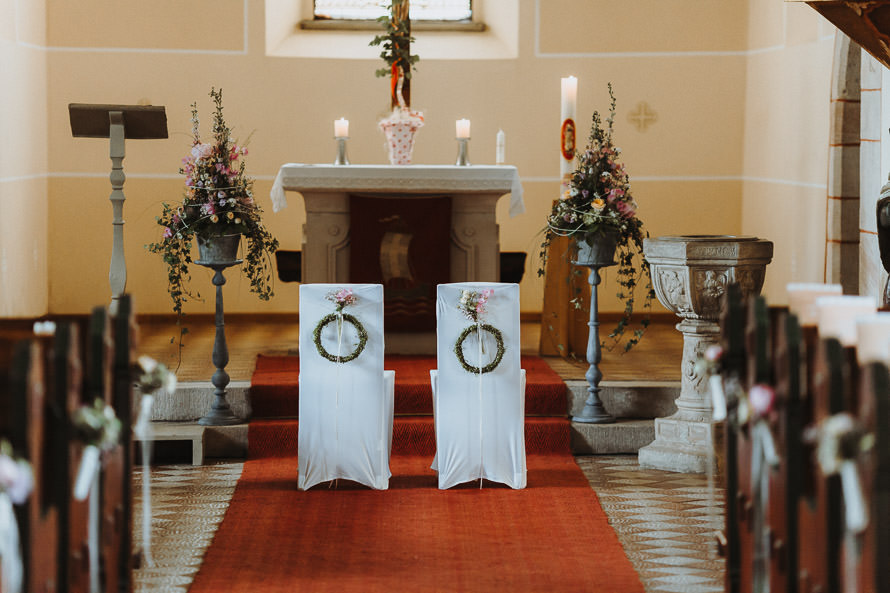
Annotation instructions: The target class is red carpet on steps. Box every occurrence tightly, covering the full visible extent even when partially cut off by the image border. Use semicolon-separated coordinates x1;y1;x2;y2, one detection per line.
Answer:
249;354;569;417
185;355;646;592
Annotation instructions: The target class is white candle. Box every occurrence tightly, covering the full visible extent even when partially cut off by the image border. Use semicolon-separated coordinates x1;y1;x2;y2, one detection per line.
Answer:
855;312;890;365
496;129;505;164
334;118;349;138
560;76;577;117
456;118;471;139
814;295;876;346
787;282;843;326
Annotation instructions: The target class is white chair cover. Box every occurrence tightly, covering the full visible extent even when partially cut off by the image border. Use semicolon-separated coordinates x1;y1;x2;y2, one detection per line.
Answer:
431;282;526;489
298;284;394;490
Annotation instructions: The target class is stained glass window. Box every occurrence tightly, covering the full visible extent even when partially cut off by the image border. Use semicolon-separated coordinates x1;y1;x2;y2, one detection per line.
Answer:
313;0;472;21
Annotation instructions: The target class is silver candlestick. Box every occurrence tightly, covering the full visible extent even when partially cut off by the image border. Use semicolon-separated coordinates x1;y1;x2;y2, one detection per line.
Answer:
455;137;470;166
333;137;350;166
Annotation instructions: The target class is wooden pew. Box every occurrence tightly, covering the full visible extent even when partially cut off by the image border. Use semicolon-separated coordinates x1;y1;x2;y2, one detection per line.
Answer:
719;282;747;593
1;337;60;593
45;323;91;593
796;333;848;593
766;309;803;593
735;295;772;593
86;301;134;593
847;361;890;593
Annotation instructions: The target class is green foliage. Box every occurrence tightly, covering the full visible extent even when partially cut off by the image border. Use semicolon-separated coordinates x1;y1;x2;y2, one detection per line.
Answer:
369;0;418;79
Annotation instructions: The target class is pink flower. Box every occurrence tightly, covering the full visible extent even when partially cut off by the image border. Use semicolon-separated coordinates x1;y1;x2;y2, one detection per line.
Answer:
748;384;775;417
614;200;636;218
190;143;214;160
163;227;173;238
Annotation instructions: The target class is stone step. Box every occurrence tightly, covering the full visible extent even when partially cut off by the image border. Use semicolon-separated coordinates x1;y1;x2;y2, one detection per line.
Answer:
151;381;252;422
156;380;681;423
566;380;680;419
571;419;655;455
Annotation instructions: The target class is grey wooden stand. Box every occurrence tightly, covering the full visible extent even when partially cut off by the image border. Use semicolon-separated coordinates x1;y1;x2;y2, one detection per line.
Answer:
68;103;167;314
196;259;243;426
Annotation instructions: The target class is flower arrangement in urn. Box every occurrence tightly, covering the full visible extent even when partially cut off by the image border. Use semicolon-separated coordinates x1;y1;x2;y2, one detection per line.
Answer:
539;84;654;351
147;88;278;336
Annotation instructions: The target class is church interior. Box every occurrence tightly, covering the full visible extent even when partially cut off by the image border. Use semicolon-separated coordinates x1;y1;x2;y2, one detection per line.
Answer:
1;1;889;592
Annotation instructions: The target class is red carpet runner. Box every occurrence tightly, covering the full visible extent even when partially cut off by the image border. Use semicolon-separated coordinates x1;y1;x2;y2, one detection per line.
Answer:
187;356;645;593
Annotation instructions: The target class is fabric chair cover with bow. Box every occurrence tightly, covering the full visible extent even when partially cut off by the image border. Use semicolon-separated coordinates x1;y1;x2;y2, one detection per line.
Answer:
430;282;526;489
298;284;394;490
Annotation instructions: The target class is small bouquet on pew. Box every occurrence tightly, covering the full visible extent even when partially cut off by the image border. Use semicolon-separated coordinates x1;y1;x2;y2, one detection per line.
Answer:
71;400;122;501
0;439;33;505
1;439;34;593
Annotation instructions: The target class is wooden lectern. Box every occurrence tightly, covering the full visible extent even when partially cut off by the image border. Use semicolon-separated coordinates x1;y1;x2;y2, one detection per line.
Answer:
69;103;167;313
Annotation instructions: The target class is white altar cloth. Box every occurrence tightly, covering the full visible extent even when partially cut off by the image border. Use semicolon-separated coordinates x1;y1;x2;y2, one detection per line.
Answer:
297;284;394;490
270;164;525;217
430;282;527;489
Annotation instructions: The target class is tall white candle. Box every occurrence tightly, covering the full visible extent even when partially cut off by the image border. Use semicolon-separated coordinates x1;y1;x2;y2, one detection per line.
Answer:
334;118;349;138
456;118;471;139
496;129;505;164
561;76;577;116
560;76;578;182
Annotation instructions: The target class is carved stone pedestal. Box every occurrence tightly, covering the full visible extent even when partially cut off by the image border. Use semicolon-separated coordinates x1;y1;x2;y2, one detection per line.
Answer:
638;235;773;473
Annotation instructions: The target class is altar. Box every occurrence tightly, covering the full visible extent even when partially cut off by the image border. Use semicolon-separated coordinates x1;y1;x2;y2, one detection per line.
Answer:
271;164;523;352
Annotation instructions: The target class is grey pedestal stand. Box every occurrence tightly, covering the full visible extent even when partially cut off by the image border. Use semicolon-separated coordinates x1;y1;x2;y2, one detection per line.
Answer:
196;258;243;426
572;256;616;424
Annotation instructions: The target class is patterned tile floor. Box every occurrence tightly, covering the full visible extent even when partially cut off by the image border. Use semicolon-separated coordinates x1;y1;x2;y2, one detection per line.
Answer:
132;456;724;593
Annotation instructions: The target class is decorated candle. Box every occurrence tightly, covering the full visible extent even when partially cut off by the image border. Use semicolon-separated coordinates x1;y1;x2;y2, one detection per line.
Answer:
334;118;349;138
456;118;471;139
855;312;890;365
814;295;876;346
560;76;578;181
496;129;505;164
787;282;843;326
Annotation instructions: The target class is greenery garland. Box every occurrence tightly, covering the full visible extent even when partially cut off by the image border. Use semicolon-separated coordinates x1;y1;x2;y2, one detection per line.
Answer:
454;324;506;374
313;313;368;364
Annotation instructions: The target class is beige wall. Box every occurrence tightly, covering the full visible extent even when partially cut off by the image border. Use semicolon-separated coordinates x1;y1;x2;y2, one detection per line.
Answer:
4;0;842;316
0;0;49;317
742;0;835;304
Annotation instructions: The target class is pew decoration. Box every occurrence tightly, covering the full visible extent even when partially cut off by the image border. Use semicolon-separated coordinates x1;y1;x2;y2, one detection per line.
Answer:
313;288;368;364
806;412;874;533
695;344;727;421
134;355;177;567
455;288;505;374
0;439;33;593
72;399;122;593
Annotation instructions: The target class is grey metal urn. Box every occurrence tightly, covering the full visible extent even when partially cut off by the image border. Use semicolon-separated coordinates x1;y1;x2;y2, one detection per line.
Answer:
638;235;773;473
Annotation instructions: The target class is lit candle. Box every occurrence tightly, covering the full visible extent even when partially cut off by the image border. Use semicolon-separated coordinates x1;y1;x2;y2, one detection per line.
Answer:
496;129;505;164
814;295;876;346
786;282;842;326
560;76;577;117
456;118;471;139
334;117;349;138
